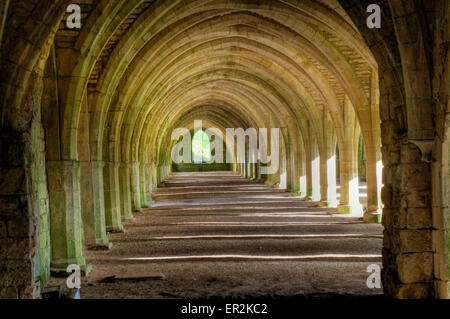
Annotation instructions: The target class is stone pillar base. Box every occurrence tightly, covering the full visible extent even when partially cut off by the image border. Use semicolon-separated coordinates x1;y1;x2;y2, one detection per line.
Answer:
317;200;338;208
106;225;125;233
363;211;382;223
253;178;266;183
337;204;363;215
86;239;113;251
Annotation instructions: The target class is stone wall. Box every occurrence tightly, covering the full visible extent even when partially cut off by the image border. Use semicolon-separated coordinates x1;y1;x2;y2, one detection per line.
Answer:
339;0;449;298
0;0;70;298
0;75;50;298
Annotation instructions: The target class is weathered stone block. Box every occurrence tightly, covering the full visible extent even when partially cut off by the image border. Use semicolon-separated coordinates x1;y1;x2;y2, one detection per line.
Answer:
0;168;26;195
0;197;20;216
407;208;432;229
397;253;433;283
4;239;29;259
0;220;7;238
399;230;432;252
400;143;423;164
395;283;434;299
0;260;32;286
406;190;431;208
0;287;19;299
381;185;392;208
7;216;29;238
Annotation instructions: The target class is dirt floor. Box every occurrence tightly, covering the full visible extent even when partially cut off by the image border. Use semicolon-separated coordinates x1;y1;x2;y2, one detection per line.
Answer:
52;172;384;299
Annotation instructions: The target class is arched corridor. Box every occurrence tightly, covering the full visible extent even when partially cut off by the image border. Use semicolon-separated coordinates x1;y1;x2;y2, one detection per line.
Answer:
0;0;448;299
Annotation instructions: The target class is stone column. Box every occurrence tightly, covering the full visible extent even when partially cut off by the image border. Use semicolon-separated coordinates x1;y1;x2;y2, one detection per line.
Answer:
255;160;262;180
286;146;296;192
158;165;164;183
246;159;251;179
337;97;362;215
47;160;88;273
296;142;307;197
305;138;313;200
130;162;142;212
319;146;327;203
250;162;256;179
151;163;157;189
364;71;382;223
306;134;320;201
337;141;361;214
80;160;110;249
364;142;382;222
119;162;134;219
319;120;338;207
139;163;148;208
290;150;301;195
104;162;125;232
145;163;153;205
311;143;321;201
325;149;338;207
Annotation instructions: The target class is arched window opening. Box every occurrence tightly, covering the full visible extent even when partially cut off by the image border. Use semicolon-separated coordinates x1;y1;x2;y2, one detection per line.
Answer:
192;130;211;164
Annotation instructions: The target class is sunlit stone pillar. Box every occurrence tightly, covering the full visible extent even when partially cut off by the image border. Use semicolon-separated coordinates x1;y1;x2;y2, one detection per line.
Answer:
296;142;307;197
311;145;321;201
337;142;360;214
325;150;338;206
319;120;338;207
305;138;313;200
337;97;362;215
306;132;320;201
279;153;287;190
104;162;125;231
119;162;133;220
364;72;382;223
47;160;88;273
318;152;335;207
80;160;110;249
364;141;382;223
139;163;148;208
290;148;300;194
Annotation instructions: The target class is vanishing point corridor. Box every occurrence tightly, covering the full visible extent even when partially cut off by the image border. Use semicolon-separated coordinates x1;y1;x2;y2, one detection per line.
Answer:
82;172;382;298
